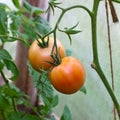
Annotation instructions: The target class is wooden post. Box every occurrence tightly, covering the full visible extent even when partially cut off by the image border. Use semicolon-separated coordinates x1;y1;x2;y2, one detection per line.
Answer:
14;0;49;113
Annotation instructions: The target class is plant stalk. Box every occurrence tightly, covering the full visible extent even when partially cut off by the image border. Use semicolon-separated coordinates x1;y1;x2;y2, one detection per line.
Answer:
91;0;120;118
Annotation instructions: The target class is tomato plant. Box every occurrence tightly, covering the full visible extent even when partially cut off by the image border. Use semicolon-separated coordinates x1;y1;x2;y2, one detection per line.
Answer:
0;1;71;119
29;36;66;71
49;56;86;94
0;0;120;119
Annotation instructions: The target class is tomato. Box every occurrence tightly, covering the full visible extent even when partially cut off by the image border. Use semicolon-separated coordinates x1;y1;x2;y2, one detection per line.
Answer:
49;56;86;94
28;37;66;71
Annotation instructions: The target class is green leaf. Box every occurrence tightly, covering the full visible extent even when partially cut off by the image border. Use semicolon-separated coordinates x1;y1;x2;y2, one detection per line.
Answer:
51;95;59;107
0;3;9;9
20;15;51;40
67;34;72;44
40;105;50;116
32;7;44;15
80;86;87;94
59;22;81;35
8;112;24;120
0;49;19;81
0;61;4;72
0;8;8;43
10;11;21;35
34;16;51;36
49;0;62;6
21;17;36;39
28;63;54;102
2;84;22;98
23;1;32;12
60;105;72;120
23;114;40;120
50;116;56;120
64;22;81;35
58;23;81;44
27;62;40;81
4;60;19;80
48;0;62;14
23;1;44;15
0;49;12;60
8;112;40;120
28;63;57;116
0;95;11;110
66;29;81;34
12;0;21;9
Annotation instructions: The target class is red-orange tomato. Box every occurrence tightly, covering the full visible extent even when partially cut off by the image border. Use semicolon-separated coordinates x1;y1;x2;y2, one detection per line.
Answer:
49;56;86;94
28;37;66;71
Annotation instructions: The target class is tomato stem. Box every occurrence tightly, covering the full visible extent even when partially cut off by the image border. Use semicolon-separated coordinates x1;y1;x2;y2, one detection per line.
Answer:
50;0;120;118
52;31;62;65
91;0;120;118
45;2;120;118
43;5;92;67
0;34;30;47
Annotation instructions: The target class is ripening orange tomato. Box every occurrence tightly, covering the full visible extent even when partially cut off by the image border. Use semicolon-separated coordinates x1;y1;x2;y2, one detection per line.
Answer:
49;56;86;94
28;37;66;71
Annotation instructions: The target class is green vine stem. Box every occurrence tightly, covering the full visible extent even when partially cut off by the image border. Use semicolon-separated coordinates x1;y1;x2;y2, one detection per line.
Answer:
46;0;120;118
0;35;29;47
0;0;119;118
91;0;120;118
43;5;92;64
0;71;10;87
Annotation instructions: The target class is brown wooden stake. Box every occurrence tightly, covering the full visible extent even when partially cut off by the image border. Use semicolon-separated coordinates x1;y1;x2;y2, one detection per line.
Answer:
14;0;49;113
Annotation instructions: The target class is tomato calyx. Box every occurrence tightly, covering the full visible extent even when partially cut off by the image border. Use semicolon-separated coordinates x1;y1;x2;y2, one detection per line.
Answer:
51;53;61;66
46;47;62;67
46;53;61;67
36;32;49;48
37;38;49;48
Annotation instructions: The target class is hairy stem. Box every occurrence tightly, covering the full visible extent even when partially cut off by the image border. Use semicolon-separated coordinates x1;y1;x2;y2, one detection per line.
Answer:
43;5;92;64
91;0;120;118
0;35;29;47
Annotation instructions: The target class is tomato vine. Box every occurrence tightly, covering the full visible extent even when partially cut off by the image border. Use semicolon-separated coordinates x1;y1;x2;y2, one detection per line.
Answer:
91;0;120;118
0;0;120;119
45;0;120;118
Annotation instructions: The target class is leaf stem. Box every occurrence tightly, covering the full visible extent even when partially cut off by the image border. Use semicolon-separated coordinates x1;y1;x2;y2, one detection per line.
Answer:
0;71;10;87
44;5;92;65
45;2;120;117
12;98;18;113
0;35;29;47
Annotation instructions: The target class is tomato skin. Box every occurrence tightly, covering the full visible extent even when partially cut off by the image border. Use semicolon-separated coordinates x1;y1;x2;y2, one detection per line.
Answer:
49;56;86;94
28;37;66;71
